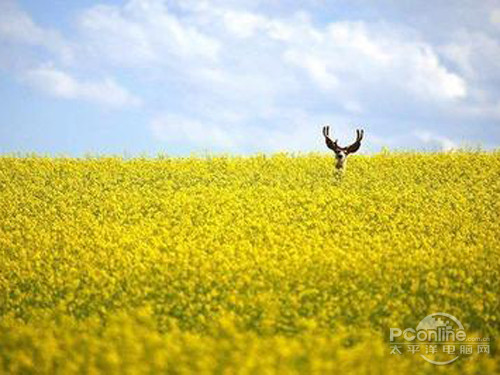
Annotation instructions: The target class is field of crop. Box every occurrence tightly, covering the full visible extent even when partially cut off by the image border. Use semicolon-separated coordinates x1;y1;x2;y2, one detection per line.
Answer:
0;151;499;374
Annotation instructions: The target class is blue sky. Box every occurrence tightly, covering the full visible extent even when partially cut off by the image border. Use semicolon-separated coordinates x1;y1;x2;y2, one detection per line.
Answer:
1;0;499;155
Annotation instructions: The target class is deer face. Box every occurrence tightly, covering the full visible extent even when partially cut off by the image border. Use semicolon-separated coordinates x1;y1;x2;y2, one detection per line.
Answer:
322;126;364;170
334;149;348;169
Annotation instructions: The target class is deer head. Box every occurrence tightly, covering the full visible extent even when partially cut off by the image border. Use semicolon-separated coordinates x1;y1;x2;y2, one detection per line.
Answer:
322;126;364;170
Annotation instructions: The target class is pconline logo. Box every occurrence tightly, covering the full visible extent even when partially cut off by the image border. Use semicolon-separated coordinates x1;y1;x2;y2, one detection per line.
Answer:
389;312;490;365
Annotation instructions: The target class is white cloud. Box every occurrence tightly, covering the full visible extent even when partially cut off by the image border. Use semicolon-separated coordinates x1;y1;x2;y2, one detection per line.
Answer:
143;3;472;151
285;52;340;91
0;0;72;62
414;130;457;151
23;65;141;108
491;9;500;27
442;31;500;83
151;110;355;153
439;29;500;121
77;0;220;67
220;10;267;38
278;20;466;101
0;0;469;111
151;114;235;149
67;1;469;107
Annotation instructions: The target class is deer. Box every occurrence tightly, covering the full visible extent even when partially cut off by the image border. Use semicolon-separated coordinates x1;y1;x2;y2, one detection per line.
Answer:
322;126;364;171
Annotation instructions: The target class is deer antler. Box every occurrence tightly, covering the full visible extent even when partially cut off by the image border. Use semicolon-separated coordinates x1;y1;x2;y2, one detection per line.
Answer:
322;126;342;153
323;126;365;170
345;129;364;154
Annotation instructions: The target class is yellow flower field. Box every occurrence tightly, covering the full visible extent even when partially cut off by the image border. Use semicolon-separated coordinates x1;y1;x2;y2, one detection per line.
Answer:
0;151;499;374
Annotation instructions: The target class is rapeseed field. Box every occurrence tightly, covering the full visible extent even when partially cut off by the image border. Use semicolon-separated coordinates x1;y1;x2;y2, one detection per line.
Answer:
0;151;499;374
